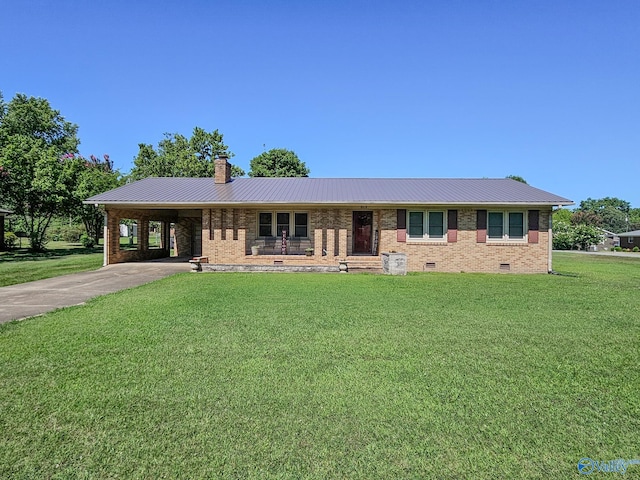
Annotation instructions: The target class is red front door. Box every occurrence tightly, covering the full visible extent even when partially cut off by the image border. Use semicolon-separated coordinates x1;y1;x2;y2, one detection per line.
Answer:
353;211;373;254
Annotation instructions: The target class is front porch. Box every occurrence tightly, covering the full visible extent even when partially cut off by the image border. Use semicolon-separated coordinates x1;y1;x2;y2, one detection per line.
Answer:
103;206;387;269
199;255;382;273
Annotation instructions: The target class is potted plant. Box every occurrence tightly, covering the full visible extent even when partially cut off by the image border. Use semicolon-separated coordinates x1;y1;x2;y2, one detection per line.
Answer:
251;245;260;256
305;247;314;257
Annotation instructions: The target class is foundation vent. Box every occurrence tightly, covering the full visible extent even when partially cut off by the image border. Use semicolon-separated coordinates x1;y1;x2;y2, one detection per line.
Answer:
424;262;436;270
499;263;511;271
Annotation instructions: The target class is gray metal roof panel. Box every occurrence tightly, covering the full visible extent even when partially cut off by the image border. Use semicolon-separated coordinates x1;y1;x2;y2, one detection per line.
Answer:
86;177;573;205
618;230;640;237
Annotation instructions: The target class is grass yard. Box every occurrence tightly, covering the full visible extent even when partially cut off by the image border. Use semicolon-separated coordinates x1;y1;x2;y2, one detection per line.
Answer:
0;253;639;478
0;241;103;287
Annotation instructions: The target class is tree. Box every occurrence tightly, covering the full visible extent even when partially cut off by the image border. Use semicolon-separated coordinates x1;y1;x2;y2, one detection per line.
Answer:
69;154;122;244
572;224;603;251
552;208;572;225
579;197;630;213
552;220;603;251
0;93;80;251
629;208;640;230
571;210;602;227
130;127;234;179
506;175;527;184
248;148;309;177
231;165;246;177
576;197;631;233
552;221;575;250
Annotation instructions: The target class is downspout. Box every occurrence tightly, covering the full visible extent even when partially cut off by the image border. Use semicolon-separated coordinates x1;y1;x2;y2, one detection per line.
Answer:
548;208;554;273
103;212;108;267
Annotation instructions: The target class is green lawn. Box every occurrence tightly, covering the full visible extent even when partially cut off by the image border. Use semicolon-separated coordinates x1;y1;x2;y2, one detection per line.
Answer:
1;253;639;478
0;241;103;287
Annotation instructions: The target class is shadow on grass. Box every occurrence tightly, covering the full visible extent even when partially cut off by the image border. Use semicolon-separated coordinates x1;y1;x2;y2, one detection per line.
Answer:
0;244;103;262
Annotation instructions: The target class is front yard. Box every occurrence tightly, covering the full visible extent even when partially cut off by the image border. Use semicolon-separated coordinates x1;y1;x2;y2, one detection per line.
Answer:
0;241;103;287
0;253;639;478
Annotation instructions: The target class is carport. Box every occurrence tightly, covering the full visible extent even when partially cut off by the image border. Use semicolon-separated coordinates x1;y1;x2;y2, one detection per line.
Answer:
102;208;202;266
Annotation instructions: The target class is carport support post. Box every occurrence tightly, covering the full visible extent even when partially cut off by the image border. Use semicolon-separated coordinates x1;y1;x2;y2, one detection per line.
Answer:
140;219;150;252
103;213;108;267
161;221;170;250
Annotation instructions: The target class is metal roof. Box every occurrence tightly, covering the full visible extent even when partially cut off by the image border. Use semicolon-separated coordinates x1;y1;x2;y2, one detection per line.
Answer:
86;177;573;206
617;230;640;237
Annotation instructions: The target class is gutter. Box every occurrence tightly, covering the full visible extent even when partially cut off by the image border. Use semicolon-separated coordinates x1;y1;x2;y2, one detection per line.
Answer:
84;200;574;208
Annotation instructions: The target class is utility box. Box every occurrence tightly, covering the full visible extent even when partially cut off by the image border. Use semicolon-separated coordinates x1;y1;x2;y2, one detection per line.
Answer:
382;252;407;275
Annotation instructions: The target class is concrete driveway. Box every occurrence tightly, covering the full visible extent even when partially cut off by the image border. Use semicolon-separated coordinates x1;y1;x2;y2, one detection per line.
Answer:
0;259;191;324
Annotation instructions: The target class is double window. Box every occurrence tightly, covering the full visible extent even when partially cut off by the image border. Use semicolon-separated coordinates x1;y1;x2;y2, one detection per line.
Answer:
259;212;308;238
407;210;446;240
488;212;525;240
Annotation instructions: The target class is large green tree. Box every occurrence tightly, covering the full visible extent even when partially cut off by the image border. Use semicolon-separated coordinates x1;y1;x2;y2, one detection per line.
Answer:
248;148;309;177
70;154;123;244
130;127;241;179
506;175;527;184
575;197;632;233
0;93;80;251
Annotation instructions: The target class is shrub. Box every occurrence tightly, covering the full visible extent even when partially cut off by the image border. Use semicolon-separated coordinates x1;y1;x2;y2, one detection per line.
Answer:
4;231;18;249
80;234;95;248
633;246;639;253
552;221;574;250
48;224;85;243
63;225;85;243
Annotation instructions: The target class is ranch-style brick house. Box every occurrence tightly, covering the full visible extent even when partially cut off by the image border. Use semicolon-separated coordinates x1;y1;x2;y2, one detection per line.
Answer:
87;156;572;273
617;230;640;250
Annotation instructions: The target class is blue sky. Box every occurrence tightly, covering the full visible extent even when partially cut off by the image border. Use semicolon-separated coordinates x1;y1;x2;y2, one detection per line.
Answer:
2;0;639;207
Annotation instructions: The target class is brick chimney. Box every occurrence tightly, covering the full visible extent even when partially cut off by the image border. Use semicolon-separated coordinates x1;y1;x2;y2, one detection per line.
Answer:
214;153;232;184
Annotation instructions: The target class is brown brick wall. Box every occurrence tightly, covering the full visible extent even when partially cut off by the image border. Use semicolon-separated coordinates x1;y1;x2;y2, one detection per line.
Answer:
620;235;640;250
379;208;551;273
198;207;552;273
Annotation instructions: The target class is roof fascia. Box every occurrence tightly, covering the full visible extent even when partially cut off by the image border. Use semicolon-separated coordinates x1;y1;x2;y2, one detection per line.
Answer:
86;200;573;209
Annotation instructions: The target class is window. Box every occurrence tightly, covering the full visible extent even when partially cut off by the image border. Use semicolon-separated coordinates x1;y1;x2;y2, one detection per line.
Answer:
407;210;446;240
294;213;308;237
488;211;526;240
259;213;272;237
276;213;290;236
488;212;503;239
508;212;524;239
428;211;444;237
258;211;309;238
408;212;424;238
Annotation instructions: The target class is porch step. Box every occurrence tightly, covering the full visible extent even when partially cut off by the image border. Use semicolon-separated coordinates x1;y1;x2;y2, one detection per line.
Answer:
202;264;339;273
344;259;383;273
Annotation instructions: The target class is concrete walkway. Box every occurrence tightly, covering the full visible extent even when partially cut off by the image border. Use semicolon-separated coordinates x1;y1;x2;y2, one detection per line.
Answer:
0;259;191;324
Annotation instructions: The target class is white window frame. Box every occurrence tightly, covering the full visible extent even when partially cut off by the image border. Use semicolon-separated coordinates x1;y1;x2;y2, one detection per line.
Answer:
487;211;527;241
407;210;447;241
258;211;309;238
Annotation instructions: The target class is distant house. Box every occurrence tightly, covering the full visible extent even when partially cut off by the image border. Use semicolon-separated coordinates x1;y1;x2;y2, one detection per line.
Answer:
0;208;12;251
86;156;572;273
597;228;619;251
617;230;640;250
